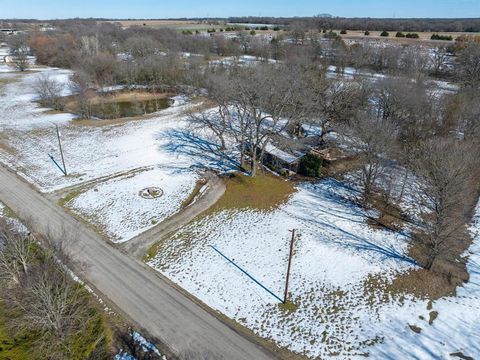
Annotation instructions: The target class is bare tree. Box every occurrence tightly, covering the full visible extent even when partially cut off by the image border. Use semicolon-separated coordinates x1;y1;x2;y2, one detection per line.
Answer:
401;45;429;80
6;259;92;359
343;112;397;202
457;42;480;89
411;139;476;270
0;219;34;285
430;46;450;76
69;70;92;118
7;34;30;72
446;89;480;141
235;31;251;54
124;36;162;59
33;73;65;110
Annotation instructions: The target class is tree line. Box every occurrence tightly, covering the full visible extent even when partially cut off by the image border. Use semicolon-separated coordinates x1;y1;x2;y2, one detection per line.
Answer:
228;16;480;33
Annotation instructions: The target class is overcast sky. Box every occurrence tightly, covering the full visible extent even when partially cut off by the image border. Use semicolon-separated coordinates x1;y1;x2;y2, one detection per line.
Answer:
0;0;479;19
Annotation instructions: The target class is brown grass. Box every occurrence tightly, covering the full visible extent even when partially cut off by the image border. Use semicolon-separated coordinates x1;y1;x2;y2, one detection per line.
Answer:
63;90;174;112
337;29;480;43
209;171;296;212
180;178;208;209
324;154;366;178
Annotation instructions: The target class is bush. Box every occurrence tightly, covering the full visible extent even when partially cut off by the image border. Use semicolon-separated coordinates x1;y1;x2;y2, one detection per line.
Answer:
298;154;323;177
323;30;338;39
340;29;347;34
381;31;389;37
250;30;256;36
406;33;420;39
365;30;370;36
396;32;405;38
431;34;453;41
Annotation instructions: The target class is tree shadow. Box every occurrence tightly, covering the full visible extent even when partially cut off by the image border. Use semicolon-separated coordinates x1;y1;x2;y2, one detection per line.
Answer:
158;129;241;173
287;179;417;266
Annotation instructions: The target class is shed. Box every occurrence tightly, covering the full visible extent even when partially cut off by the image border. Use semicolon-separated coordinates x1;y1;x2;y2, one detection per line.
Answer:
263;143;303;173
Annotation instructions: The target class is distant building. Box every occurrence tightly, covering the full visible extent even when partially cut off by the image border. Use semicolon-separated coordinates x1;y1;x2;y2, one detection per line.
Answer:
0;29;19;36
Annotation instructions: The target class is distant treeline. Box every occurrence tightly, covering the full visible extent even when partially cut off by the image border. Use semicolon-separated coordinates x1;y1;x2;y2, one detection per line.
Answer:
2;17;479;33
228;17;480;33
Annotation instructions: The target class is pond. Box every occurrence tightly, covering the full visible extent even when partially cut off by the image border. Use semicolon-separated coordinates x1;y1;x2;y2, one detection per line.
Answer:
89;97;172;119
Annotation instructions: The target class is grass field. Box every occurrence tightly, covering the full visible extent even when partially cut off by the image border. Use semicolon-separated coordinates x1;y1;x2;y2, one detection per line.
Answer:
337;29;480;43
108;19;228;31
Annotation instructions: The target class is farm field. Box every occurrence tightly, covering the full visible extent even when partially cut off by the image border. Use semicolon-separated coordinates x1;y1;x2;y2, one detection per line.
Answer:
338;29;480;42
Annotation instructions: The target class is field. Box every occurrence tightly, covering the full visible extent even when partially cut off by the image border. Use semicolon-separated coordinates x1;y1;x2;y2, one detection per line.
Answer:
109;19;227;31
338;29;480;42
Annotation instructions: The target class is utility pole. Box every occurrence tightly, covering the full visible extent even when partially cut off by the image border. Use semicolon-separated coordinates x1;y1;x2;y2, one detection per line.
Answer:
284;229;296;304
54;124;67;176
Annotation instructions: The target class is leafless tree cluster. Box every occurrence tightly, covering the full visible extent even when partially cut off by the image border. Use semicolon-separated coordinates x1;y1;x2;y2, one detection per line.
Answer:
228;16;480;33
192;63;325;175
411;140;477;270
7;34;30;71
0;220;109;359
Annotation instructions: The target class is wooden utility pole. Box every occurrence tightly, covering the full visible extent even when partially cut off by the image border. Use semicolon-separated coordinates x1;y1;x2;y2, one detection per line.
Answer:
54;124;67;176
284;229;296;304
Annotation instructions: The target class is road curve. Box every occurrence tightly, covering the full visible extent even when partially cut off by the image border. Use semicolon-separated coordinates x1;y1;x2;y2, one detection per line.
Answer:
0;165;277;360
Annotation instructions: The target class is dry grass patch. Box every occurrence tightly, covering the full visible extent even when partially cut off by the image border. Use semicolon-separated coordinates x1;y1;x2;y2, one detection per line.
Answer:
181;178;207;209
210;171;296;212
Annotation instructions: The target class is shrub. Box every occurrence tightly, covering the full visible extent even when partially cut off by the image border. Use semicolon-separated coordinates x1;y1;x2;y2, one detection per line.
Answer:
365;30;370;36
250;30;256;36
381;31;389;37
340;29;347;34
323;30;338;39
396;32;405;38
298;154;323;177
406;33;420;39
431;34;453;41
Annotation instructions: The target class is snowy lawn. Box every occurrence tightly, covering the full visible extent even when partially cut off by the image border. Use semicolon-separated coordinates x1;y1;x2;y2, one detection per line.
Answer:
148;178;480;358
148;179;418;358
0;68;199;193
65;166;199;243
0;68;205;242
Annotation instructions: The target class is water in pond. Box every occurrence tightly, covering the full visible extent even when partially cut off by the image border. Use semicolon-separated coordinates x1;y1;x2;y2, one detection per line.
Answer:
89;98;172;119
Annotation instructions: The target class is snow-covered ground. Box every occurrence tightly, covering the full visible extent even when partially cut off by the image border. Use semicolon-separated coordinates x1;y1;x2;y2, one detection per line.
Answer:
148;179;480;359
148;180;416;358
0;201;27;234
0;67;203;242
370;200;480;359
66;167;199;242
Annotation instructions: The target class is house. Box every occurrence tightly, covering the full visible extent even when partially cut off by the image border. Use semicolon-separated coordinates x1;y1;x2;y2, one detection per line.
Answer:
262;143;304;173
0;29;19;36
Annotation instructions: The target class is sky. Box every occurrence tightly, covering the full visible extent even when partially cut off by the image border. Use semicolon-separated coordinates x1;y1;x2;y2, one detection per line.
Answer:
0;0;479;19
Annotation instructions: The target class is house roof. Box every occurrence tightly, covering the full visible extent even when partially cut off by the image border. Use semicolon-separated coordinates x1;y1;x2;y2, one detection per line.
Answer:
264;143;301;164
